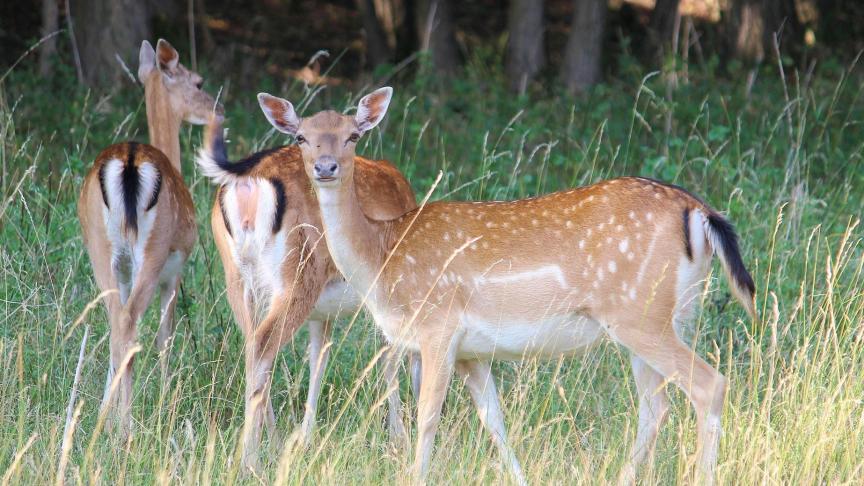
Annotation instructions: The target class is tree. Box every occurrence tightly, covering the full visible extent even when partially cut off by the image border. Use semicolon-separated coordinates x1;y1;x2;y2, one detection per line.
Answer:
416;0;459;75
729;0;803;63
71;0;152;88
506;0;545;93
39;0;59;77
561;0;607;94
357;0;394;68
646;0;681;64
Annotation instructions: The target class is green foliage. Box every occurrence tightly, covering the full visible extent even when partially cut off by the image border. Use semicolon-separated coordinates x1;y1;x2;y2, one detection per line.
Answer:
0;56;862;484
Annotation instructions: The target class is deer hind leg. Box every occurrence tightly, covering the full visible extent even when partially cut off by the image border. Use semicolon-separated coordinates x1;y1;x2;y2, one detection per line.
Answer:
610;324;726;485
456;360;526;486
619;355;671;485
241;292;306;471
241;337;277;472
106;252;167;439
299;319;332;446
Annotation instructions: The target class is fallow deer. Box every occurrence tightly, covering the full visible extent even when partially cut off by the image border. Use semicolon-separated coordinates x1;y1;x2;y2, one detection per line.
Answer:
77;39;222;436
195;102;419;468
244;87;757;485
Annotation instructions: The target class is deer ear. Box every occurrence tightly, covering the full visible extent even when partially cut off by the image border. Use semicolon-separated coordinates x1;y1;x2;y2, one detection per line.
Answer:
355;87;393;133
258;93;300;134
138;40;156;83
156;39;179;73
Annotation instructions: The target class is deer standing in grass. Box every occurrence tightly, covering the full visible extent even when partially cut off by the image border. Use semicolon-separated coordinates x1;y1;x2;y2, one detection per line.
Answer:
196;101;419;468
245;87;757;484
78;40;222;436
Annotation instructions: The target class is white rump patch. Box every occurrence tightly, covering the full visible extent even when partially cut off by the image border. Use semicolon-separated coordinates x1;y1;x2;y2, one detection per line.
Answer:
136;162;160;209
101;158;161;292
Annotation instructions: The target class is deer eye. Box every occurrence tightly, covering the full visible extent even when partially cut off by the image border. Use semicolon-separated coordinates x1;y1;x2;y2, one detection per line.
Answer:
195;80;203;89
347;133;360;144
295;135;306;145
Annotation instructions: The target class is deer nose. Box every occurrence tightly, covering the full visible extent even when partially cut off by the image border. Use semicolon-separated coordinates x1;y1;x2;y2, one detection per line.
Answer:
313;156;339;179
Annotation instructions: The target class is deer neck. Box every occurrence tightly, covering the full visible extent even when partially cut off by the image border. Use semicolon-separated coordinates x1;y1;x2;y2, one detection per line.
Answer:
315;175;388;295
144;75;183;173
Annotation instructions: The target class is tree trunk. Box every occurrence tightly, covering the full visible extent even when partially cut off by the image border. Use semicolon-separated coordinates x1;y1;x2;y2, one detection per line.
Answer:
506;0;545;94
358;0;393;68
72;0;151;88
729;0;802;63
646;0;680;63
39;0;59;77
416;0;459;75
561;0;607;94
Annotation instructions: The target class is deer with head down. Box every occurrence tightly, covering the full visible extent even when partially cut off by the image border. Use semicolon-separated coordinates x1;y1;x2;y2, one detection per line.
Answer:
77;39;222;437
195;97;420;469
238;86;757;484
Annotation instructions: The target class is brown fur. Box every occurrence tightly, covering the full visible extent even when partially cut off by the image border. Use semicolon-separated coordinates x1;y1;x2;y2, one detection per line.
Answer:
268;89;755;485
77;39;220;438
205;142;418;468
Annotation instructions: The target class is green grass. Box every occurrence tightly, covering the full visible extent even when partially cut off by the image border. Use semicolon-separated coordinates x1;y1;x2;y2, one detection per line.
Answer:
1;56;863;484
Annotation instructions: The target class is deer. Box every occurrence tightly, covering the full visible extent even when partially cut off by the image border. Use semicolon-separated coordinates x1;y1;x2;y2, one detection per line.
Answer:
77;39;222;437
195;99;419;469
241;86;757;485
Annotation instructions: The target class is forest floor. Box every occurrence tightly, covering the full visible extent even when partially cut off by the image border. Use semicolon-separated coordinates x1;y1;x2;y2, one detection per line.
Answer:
1;54;863;484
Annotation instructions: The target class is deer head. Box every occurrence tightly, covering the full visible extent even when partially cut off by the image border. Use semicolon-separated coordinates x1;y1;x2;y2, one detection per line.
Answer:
138;39;223;124
256;87;393;189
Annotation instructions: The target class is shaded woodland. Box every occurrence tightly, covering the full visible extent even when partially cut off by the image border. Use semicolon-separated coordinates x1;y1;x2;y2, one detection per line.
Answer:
2;1;863;94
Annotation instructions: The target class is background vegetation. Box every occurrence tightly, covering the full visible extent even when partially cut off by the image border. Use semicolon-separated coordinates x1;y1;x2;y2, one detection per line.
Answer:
1;0;863;484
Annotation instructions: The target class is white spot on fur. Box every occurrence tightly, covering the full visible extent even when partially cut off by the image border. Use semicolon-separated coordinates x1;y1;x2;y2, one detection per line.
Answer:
619;239;629;253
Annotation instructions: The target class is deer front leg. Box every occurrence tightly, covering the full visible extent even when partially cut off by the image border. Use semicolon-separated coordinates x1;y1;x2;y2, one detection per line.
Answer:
413;325;459;482
382;345;408;447
409;352;422;402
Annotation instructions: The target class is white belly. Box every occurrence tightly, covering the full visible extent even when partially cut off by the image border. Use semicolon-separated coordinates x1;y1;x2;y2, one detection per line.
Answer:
308;280;362;321
457;312;604;360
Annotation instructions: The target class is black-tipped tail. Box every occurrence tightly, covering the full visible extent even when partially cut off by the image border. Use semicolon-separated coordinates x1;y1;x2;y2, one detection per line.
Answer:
706;212;756;319
197;116;280;185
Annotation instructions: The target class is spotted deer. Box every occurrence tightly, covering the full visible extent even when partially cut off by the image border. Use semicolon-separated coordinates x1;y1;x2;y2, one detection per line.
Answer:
195;103;419;468
242;87;757;484
77;39;222;436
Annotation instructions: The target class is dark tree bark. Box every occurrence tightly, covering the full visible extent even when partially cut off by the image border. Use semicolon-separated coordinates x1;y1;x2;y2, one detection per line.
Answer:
358;0;394;68
72;0;151;88
506;0;544;94
729;0;802;63
561;0;607;94
646;0;680;63
39;0;59;77
416;0;459;75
